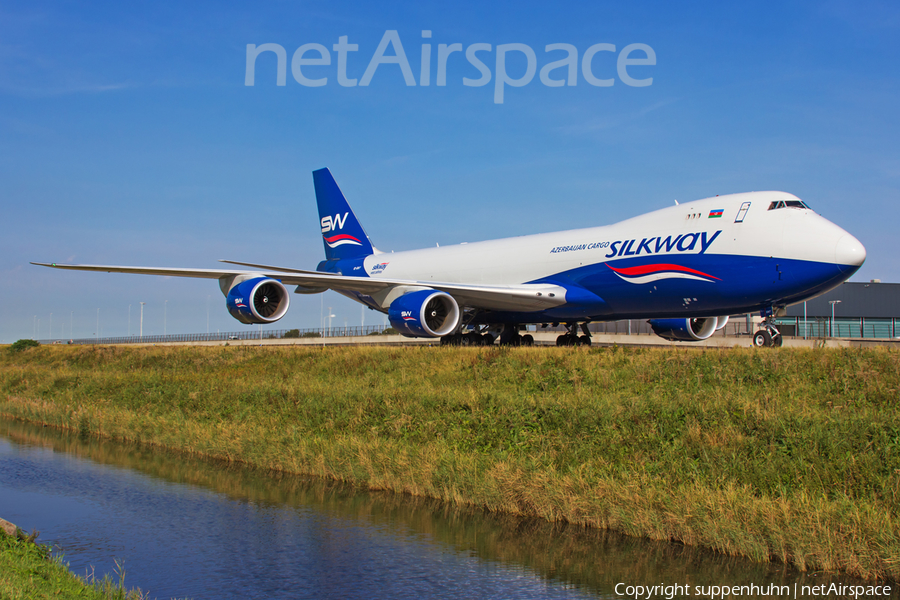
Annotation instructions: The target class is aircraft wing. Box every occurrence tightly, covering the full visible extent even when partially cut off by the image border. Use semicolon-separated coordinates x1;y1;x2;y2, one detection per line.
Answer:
32;262;569;312
32;262;268;280
218;259;568;310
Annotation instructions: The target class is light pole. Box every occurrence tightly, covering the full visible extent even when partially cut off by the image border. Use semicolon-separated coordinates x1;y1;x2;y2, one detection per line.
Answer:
327;307;335;337
140;302;146;341
49;313;52;341
164;300;168;337
96;308;100;341
829;300;842;338
803;301;807;339
128;304;132;336
206;295;210;335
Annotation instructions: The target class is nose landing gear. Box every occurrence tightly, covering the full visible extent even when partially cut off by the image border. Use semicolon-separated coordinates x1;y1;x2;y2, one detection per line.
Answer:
753;317;783;347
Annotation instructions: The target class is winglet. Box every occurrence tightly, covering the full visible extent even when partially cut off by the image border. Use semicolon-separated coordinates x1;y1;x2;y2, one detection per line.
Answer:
313;168;376;261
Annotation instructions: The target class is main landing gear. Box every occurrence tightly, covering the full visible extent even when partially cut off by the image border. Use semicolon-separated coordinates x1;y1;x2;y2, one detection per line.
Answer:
498;324;534;347
440;322;595;347
440;330;495;346
440;310;496;346
753;317;783;347
555;322;592;347
440;323;535;346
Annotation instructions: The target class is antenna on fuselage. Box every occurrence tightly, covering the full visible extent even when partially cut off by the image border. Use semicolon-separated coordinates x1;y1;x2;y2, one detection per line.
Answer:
674;199;679;205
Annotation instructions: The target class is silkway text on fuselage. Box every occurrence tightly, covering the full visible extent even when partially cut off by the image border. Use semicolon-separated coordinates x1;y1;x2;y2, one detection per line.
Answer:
549;230;722;257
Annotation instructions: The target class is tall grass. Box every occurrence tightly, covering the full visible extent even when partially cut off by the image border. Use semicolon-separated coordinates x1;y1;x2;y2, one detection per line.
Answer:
1;344;898;580
0;532;149;599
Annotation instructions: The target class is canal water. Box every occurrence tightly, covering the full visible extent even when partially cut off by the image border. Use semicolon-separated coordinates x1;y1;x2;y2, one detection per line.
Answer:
0;418;891;600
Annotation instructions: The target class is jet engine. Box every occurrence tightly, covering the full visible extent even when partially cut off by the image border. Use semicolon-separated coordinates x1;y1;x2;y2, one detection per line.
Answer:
223;275;290;325
388;289;460;338
649;316;728;342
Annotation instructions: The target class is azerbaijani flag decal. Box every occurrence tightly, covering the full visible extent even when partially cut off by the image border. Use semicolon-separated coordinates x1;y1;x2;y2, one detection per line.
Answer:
606;263;721;284
323;233;363;248
708;209;724;218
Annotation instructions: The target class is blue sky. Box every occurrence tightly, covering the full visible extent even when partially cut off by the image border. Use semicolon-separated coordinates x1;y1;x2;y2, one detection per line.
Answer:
2;1;898;342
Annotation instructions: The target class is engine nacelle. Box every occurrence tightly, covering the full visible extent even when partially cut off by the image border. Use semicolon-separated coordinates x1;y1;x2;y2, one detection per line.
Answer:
224;276;290;325
388;289;460;338
649;316;726;342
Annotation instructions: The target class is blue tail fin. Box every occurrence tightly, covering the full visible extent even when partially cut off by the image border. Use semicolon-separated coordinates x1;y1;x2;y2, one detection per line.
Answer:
313;168;376;261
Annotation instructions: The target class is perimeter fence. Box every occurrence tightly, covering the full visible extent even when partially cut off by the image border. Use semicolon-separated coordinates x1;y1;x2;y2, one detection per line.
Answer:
34;316;899;346
38;325;396;346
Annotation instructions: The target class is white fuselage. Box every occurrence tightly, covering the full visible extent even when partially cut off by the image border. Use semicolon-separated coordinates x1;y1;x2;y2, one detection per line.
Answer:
360;191;864;288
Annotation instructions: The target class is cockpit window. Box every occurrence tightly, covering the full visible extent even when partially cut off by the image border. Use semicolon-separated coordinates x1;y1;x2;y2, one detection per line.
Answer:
768;200;810;210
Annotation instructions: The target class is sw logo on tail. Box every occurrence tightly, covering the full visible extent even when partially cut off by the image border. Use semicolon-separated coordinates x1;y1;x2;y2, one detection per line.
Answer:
321;213;349;233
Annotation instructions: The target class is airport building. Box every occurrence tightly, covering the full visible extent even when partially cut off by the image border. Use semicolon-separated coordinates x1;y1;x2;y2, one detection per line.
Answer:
579;281;899;340
777;281;899;339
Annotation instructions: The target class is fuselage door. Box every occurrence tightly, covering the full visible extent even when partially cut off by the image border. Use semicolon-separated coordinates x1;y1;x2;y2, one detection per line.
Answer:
735;202;751;223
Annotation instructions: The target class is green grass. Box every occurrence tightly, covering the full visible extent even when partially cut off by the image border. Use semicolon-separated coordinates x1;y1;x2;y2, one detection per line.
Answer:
1;344;899;580
0;531;147;599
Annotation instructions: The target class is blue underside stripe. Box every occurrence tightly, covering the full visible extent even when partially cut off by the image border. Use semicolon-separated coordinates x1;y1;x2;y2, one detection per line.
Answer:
512;254;856;323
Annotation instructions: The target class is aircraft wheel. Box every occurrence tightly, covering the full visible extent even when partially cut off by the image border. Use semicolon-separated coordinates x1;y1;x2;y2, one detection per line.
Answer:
772;334;783;347
462;332;480;346
557;335;578;347
521;334;534;347
579;335;592;346
753;330;771;347
499;335;519;346
482;333;495;346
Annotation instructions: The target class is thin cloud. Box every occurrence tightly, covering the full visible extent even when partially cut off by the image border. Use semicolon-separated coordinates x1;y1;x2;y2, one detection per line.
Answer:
0;80;135;97
555;98;679;136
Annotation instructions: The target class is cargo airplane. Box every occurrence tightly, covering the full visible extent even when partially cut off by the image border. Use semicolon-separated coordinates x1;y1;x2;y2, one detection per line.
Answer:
34;168;866;347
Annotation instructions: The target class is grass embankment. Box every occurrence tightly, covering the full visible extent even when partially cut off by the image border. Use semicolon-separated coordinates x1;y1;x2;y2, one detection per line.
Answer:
1;344;898;580
0;528;146;599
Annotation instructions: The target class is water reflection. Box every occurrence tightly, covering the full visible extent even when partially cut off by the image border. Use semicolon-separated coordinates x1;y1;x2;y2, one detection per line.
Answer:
0;418;893;599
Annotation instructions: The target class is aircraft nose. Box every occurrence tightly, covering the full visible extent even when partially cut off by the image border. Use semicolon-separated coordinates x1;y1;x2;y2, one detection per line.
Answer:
835;233;866;272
